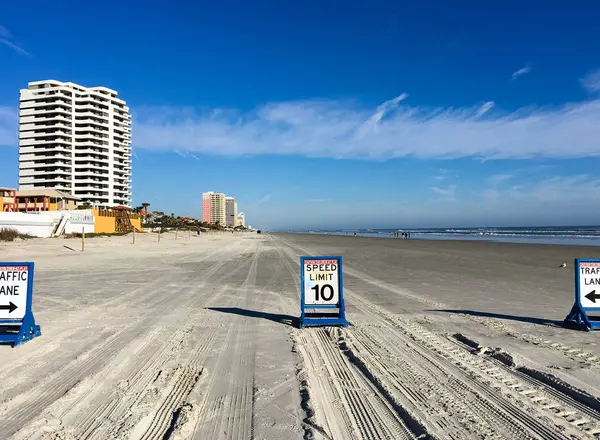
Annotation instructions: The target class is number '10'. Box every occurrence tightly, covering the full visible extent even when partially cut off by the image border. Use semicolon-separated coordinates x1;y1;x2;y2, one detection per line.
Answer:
311;284;334;301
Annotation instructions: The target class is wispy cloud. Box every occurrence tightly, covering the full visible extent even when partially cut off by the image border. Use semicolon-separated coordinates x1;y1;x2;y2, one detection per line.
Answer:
432;185;457;201
475;101;494;117
488;174;513;186
0;25;11;38
511;174;600;203
434;168;454;181
511;64;531;81
257;194;272;204
122;95;600;161
581;69;600;93
0;25;30;56
0;107;17;147
173;149;200;161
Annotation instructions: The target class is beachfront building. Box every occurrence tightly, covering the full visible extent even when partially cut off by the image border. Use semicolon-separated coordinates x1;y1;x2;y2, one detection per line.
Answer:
225;196;237;227
18;80;132;208
201;191;227;225
15;189;80;212
236;212;245;227
0;187;17;212
0;187;79;212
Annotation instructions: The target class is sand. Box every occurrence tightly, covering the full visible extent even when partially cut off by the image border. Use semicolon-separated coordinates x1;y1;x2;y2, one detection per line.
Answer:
0;231;599;440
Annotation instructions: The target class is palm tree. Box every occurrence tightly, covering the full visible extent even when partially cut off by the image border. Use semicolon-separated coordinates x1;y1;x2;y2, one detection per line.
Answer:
140;203;150;223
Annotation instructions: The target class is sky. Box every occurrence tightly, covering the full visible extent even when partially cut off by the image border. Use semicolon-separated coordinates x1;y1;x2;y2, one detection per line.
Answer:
1;1;600;230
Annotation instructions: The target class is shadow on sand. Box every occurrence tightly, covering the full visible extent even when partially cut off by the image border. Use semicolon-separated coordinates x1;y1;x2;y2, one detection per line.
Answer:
205;307;298;328
430;309;564;327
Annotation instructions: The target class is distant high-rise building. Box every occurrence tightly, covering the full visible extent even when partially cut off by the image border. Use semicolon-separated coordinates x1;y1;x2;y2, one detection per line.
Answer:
201;193;212;223
201;191;226;225
18;80;132;207
225;196;237;227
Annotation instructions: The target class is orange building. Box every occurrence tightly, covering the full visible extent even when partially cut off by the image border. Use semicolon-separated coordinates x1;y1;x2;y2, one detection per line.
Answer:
14;189;80;212
0;187;17;212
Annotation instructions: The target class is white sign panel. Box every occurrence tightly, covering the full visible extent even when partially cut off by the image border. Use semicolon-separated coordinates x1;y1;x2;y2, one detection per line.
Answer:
0;265;29;320
579;261;600;309
303;259;340;305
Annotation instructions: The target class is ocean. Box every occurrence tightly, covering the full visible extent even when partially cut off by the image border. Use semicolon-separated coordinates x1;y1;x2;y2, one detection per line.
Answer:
295;226;600;246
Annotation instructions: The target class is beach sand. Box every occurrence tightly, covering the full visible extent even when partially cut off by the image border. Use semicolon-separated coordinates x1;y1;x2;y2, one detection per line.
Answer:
1;231;599;439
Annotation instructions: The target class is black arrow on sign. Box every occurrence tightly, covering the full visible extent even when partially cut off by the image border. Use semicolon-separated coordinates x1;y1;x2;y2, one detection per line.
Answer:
585;290;600;303
0;302;17;314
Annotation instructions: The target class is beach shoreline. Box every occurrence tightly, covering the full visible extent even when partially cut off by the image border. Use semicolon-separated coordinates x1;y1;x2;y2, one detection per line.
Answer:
292;227;600;246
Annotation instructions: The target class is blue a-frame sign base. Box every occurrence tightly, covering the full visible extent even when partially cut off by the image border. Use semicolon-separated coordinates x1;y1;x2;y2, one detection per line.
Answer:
564;258;600;332
300;309;349;328
564;303;600;332
0;262;42;347
299;255;349;329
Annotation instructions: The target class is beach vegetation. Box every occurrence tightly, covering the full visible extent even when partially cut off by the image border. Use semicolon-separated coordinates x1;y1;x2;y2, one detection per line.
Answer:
0;228;36;242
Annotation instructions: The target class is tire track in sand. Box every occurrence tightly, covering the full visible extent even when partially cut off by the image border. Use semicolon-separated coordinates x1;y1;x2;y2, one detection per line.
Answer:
189;241;266;440
1;242;246;440
269;236;420;440
272;235;599;440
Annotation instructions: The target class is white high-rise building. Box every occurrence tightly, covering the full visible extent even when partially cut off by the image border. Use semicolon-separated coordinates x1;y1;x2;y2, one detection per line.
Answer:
18;80;132;207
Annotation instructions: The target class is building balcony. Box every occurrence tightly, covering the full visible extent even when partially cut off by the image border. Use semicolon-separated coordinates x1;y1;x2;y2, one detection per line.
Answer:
27;110;71;120
19;152;72;162
20;167;71;176
20;144;72;153
74;179;109;186
21;114;72;125
19;99;71;109
19;130;71;139
75;113;109;126
74;140;108;150
74;192;110;199
74;131;107;139
19;160;71;169
74;148;109;157
20;138;70;147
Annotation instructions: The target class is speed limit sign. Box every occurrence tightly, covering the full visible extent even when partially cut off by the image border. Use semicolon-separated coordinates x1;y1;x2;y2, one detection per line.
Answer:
299;256;348;328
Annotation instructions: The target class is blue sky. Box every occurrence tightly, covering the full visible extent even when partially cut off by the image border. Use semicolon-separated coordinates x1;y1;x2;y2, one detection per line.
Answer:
1;1;600;230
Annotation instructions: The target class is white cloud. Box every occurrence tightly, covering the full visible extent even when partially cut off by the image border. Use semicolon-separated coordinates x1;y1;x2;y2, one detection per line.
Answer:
581;69;600;93
0;39;30;56
0;107;17;147
432;185;457;201
128;95;600;161
173;149;200;161
511;64;532;81
0;25;11;39
510;174;600;203
0;25;30;56
257;194;272;204
476;101;494;117
488;174;513;186
434;168;453;181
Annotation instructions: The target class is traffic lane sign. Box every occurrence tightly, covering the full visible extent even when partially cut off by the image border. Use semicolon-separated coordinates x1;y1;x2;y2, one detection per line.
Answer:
303;259;340;306
0;265;28;320
579;261;600;309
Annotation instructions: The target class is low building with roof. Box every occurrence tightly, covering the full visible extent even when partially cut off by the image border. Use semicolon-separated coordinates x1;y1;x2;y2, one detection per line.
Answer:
15;188;80;212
